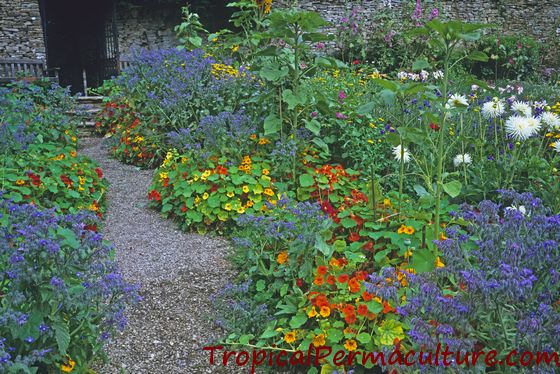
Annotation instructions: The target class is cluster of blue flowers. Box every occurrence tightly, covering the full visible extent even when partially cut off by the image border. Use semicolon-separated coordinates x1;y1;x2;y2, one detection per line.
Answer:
397;191;560;370
0;198;139;371
167;111;255;159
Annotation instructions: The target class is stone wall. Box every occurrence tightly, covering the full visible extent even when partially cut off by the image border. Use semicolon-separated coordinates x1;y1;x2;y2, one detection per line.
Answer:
277;0;560;42
116;1;182;59
0;0;45;59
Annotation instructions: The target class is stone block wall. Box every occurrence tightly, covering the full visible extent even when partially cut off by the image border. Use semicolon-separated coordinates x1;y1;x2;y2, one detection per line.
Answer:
277;0;560;42
0;0;45;59
116;2;182;59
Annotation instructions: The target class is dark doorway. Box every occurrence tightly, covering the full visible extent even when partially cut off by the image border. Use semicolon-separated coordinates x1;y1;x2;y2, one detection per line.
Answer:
41;0;119;94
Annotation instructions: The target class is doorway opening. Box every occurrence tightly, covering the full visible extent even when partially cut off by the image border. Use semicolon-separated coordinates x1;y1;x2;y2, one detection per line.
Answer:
41;0;119;94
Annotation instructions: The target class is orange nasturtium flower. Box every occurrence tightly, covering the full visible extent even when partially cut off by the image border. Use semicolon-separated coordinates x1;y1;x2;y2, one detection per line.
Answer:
312;333;326;347
284;331;297;344
344;339;358;352
319;306;331;317
60;357;76;372
277;251;288;264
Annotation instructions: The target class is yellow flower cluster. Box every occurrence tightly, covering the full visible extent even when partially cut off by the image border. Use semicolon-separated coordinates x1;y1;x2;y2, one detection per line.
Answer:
211;63;242;79
552;102;560;114
238;155;252;173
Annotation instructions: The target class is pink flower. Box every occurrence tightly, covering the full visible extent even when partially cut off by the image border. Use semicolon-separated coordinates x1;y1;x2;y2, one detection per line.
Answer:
338;91;347;100
310;111;318;118
336;112;347;119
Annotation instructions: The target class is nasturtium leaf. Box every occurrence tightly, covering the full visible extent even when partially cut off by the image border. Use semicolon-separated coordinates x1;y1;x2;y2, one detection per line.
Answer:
299;174;315;187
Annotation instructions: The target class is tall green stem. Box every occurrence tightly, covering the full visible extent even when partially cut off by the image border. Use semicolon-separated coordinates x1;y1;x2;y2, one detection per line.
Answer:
433;47;450;240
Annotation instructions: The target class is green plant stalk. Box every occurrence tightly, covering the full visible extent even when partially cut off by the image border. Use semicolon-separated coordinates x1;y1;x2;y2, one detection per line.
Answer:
398;141;405;217
433;47;450;240
459;114;468;185
370;164;377;220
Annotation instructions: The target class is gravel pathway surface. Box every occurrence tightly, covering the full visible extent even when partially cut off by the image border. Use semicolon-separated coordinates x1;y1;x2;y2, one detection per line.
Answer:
80;138;239;373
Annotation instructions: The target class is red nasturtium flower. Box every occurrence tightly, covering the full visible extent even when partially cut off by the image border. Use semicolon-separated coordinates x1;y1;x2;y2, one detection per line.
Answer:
348;232;361;242
362;291;374;301
326;275;336;285
345;313;357;324
148;189;161;201
181;205;187;213
317;265;328;275
313;276;324;286
60;175;72;187
95;168;103;179
348;277;361;293
357;304;369;316
337;274;349;284
362;241;374;251
27;172;41;187
429;122;440;131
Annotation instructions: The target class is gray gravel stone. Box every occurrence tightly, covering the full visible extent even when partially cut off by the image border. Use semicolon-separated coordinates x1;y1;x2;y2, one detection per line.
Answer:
79;138;243;373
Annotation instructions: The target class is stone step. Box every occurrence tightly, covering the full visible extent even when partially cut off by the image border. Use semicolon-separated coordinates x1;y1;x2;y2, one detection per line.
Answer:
76;96;105;105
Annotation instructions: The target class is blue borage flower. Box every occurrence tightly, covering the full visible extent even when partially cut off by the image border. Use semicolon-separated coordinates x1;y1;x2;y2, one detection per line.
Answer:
0;198;140;371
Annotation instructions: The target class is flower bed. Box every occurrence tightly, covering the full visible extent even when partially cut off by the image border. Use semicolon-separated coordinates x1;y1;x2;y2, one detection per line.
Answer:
94;3;560;372
0;80;136;372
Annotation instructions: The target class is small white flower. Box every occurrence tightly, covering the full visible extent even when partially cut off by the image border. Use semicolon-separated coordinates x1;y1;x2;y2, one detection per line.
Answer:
516;85;524;94
397;71;407;80
453;153;472;167
409;73;420;81
392;145;411;163
432;70;444;79
511;101;532;117
471;84;479;91
541;112;560;130
506;205;526;215
481;99;505;119
553;142;560;153
505;115;541;140
446;94;468;109
420;70;429;81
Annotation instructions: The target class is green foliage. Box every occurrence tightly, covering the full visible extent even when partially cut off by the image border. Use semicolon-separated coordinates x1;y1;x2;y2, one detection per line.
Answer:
470;34;541;80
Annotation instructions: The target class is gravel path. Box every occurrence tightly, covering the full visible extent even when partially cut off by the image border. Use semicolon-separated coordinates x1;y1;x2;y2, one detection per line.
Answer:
80;138;239;373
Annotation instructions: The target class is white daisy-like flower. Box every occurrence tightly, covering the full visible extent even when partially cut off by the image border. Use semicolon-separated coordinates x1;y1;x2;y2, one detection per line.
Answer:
481;99;505;119
471;84;479;91
511;101;532;117
553;142;560;153
432;70;444;79
446;94;468;109
397;71;407;80
419;70;429;81
392;145;410;163
505;115;541;140
453;153;472;167
541;112;560;130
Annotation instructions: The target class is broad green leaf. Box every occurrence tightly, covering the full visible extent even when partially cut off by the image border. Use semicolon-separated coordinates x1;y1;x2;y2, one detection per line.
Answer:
263;114;282;135
467;51;489;62
299;174;315;187
54;322;70;355
289;313;308;329
412;59;431;71
357;332;372;344
443;180;462;198
410;248;436;273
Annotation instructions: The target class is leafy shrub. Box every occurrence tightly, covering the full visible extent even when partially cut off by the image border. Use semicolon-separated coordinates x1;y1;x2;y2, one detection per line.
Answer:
1;144;107;216
114;48;262;131
470;34;541;80
148;152;278;232
0;199;139;373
